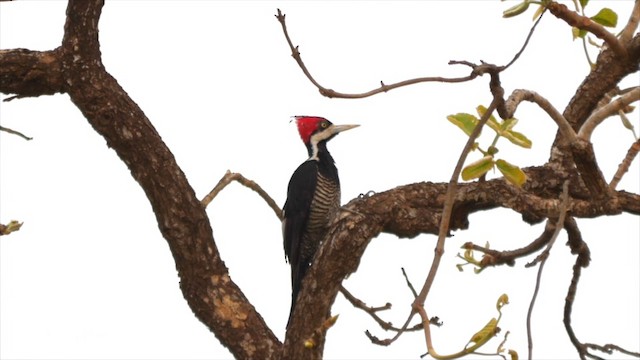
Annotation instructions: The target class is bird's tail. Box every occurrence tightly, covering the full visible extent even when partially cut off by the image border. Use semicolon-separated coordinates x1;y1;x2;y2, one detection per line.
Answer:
287;260;310;328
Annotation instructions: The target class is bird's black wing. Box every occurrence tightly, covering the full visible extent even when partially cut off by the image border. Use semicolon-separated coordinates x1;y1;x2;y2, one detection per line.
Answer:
282;160;318;268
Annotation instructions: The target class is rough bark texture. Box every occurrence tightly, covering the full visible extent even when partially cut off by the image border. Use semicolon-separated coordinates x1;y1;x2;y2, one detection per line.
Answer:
1;1;638;359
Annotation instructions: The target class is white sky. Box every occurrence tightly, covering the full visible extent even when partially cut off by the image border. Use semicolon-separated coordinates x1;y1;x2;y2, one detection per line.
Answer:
1;1;638;359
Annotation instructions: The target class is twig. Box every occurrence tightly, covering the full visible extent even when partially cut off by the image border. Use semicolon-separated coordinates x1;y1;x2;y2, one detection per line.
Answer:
504;89;577;144
0;125;32;140
526;181;571;360
578;87;640;140
339;285;422;334
565;259;588;359
357;268;429;346
275;9;490;99
563;217;592;359
414;95;502;309
332;64;508;349
401;267;418;298
547;1;627;59
275;6;543;101
563;219;637;359
585;343;640;358
620;0;640;45
201;170;282;220
609;138;640;190
462;222;556;270
412;94;503;356
503;7;546;71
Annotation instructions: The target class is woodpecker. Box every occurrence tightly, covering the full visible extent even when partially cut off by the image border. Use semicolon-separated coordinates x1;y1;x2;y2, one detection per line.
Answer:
283;116;358;325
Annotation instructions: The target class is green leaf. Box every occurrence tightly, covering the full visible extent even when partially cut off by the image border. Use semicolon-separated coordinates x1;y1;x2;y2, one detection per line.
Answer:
462;156;494;181
447;113;478;136
508;350;519;360
572;26;588;39
579;0;589;10
532;4;545;20
476;105;501;134
496;293;510;311
496;159;527;187
501;117;518;132
591;8;618;28
503;1;530;18
502;130;532;148
467;318;499;350
618;110;638;139
619;110;634;130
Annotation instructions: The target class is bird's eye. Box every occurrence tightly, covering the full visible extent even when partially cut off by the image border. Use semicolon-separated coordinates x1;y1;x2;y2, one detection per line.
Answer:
321;121;328;128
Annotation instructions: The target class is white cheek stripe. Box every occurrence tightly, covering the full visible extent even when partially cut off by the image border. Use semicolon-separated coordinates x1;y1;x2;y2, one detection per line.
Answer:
308;127;335;161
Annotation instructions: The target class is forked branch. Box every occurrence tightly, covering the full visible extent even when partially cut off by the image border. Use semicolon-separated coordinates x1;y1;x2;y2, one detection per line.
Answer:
201;170;283;220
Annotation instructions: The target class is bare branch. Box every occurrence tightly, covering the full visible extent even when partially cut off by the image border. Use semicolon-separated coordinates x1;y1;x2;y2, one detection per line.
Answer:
275;9;485;99
411;94;504;358
502;8;546;71
578;87;640;140
201;170;283;220
620;0;640;44
610;139;640;190
401;267;419;298
0;125;32;140
585;343;640;358
275;7;547;101
461;220;555;270
563;217;592;359
504;89;578;143
526;181;570;360
0;48;64;97
340;286;422;334
414;95;502;309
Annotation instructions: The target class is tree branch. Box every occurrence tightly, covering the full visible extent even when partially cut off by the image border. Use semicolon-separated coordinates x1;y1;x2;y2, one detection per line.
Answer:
620;0;640;45
547;1;627;59
578;87;640;140
415;95;502;308
563;217;592;359
339;285;422;334
201;170;283;220
0;48;64;97
610;139;640;190
504;89;577;144
275;7;545;101
0;125;32;140
526;181;570;360
550;33;640;176
461;219;555;270
275;9;483;99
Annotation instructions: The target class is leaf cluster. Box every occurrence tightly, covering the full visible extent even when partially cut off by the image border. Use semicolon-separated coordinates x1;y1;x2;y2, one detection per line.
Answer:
447;105;531;187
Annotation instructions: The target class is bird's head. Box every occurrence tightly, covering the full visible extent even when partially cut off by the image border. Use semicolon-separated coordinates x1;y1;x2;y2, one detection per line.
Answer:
293;116;359;146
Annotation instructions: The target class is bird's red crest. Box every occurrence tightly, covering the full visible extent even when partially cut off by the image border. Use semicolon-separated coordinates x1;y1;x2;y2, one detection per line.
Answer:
294;116;327;144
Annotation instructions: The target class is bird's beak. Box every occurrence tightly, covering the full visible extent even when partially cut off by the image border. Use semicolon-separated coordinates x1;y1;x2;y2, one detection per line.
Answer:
330;124;359;135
